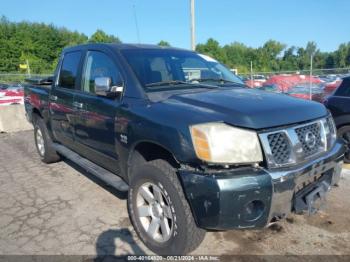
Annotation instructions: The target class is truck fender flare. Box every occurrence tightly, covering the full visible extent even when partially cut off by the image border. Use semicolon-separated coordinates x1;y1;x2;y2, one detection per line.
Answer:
333;115;350;129
126;140;180;178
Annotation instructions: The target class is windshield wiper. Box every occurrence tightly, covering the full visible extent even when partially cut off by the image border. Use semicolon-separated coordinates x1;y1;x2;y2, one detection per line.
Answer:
145;80;189;87
190;78;244;86
145;79;219;90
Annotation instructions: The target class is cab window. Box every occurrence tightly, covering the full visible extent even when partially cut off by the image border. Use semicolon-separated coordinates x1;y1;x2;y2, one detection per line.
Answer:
81;51;122;94
58;51;82;89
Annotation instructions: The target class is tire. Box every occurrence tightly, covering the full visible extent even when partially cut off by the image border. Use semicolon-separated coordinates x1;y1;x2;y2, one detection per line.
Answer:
337;125;350;163
128;159;205;255
33;115;61;164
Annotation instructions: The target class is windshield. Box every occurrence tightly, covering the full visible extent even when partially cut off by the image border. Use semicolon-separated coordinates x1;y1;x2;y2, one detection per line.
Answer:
121;49;243;91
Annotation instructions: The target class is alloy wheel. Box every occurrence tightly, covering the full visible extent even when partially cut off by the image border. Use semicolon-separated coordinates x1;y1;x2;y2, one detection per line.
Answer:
136;182;174;243
36;129;45;156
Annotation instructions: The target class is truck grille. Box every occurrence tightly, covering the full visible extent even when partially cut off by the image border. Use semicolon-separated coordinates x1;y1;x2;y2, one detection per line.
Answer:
259;117;336;168
295;123;322;156
267;133;291;164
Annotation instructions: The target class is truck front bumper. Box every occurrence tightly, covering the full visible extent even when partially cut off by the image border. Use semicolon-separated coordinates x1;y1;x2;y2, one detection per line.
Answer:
178;140;346;230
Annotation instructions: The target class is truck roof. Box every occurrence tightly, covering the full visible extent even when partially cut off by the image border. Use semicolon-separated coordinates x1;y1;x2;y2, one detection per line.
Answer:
63;43;190;53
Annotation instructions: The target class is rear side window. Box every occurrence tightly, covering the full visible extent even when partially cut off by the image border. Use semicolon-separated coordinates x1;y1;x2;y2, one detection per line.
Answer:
58;51;82;89
335;78;350;97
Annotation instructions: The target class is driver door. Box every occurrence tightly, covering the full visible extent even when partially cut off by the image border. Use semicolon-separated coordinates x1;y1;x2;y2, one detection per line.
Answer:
73;50;123;173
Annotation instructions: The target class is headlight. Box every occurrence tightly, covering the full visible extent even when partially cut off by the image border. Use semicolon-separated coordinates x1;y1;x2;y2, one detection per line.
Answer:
322;116;337;150
190;122;263;164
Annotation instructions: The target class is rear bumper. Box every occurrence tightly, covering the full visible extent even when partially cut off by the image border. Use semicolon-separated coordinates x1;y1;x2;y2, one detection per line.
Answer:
178;140;346;230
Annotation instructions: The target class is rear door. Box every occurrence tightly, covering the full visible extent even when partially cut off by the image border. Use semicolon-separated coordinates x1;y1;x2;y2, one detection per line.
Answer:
50;51;82;146
72;50;123;173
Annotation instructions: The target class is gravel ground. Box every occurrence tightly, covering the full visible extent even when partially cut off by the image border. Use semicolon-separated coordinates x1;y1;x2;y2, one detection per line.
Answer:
0;131;350;257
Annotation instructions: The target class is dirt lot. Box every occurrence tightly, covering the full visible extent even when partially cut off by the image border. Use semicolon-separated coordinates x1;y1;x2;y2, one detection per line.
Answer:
0;131;350;256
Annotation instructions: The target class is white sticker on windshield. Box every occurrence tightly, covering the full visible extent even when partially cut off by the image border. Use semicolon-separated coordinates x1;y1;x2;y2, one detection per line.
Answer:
184;69;201;81
198;54;218;63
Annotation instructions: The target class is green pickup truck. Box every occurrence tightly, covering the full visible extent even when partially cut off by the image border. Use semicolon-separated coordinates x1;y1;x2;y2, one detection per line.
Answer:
24;43;345;254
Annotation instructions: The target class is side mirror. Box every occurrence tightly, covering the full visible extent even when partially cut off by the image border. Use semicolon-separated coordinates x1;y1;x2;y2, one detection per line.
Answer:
95;77;111;96
94;77;124;97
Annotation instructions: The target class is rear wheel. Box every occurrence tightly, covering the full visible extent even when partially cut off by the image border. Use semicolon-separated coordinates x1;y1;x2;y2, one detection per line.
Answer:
338;125;350;163
128;159;205;255
33;116;61;163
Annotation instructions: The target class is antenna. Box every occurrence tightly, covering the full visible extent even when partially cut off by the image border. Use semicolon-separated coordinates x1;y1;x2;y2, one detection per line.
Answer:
132;3;141;43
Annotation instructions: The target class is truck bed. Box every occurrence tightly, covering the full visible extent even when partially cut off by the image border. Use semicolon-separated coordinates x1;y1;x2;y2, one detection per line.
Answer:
24;82;51;123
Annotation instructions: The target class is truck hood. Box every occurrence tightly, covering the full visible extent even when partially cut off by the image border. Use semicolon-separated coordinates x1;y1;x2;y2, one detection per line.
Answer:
162;88;328;129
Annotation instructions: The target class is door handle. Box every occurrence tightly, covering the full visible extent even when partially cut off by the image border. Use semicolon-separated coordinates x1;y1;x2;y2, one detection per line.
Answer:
50;95;58;101
73;102;84;109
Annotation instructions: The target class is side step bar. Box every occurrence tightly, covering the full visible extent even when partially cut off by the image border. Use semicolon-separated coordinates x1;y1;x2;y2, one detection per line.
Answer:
53;143;129;192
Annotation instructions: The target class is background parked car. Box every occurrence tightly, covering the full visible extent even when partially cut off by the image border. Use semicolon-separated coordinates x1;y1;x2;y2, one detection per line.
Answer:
324;79;342;93
286;84;326;102
263;74;321;92
0;83;24;105
257;84;282;93
245;79;263;88
243;74;267;88
0;83;10;90
324;76;350;162
252;74;267;83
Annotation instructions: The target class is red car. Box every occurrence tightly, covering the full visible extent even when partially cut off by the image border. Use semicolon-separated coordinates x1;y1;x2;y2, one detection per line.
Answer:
245;79;263;88
286;85;326;103
263;74;321;92
324;79;342;94
0;85;24;105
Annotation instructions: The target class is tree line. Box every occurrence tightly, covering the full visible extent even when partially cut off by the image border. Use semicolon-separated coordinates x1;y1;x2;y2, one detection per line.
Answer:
0;17;349;74
0;17;121;73
196;38;350;74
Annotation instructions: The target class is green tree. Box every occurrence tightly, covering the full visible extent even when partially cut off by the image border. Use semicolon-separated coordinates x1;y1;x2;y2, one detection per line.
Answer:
257;40;285;71
158;40;171;47
306;41;318;57
335;43;350;68
324;53;336;68
0;17;122;73
196;38;227;64
1;16;349;75
281;46;298;70
88;29;121;43
223;42;255;73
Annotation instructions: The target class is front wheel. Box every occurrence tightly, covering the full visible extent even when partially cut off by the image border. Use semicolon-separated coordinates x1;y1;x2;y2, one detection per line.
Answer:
128;159;205;255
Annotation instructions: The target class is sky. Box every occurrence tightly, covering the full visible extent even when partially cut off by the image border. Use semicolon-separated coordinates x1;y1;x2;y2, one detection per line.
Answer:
1;0;349;52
